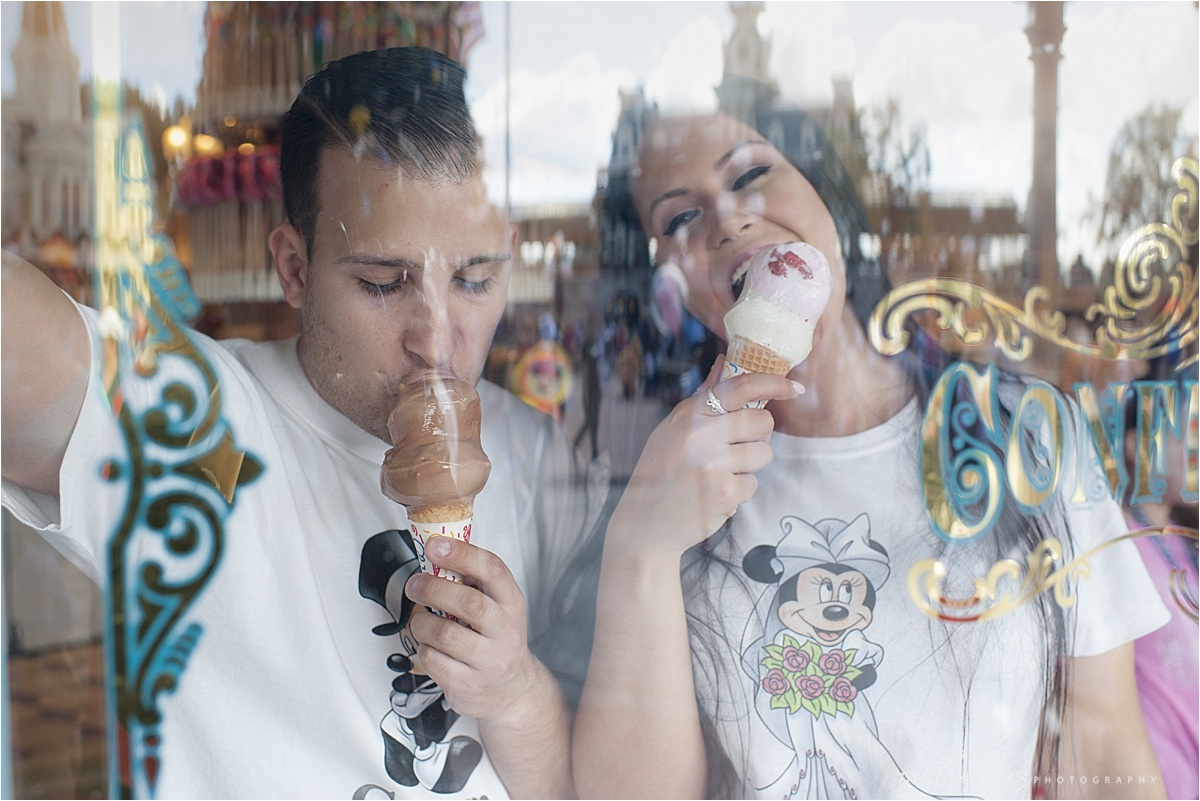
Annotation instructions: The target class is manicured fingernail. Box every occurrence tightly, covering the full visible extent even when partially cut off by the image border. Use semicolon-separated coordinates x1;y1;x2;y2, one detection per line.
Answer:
427;535;451;557
791;381;806;395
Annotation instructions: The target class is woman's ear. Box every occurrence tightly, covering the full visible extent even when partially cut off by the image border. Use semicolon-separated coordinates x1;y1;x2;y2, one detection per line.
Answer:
269;222;308;310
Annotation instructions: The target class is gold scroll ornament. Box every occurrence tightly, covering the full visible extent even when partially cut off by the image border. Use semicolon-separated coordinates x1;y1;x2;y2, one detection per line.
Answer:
909;527;1198;623
869;157;1197;368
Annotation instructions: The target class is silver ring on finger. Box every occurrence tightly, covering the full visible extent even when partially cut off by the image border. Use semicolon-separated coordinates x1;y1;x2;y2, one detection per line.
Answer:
706;386;728;416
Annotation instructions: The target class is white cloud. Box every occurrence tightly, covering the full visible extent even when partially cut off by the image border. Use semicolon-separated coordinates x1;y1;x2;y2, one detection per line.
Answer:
464;1;1196;272
762;3;854;105
470;14;729;206
471;50;637;205
1057;1;1199;265
1061;3;1199;137
487;155;597;209
642;15;726;113
855;14;1032;197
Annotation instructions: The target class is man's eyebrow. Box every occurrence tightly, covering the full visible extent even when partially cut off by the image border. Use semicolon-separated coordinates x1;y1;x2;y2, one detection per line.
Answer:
335;254;423;272
455;252;511;269
715;139;766;169
335;253;511;270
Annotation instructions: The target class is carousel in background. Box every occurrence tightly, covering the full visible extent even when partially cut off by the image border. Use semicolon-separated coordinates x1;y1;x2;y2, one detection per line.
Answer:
166;1;485;339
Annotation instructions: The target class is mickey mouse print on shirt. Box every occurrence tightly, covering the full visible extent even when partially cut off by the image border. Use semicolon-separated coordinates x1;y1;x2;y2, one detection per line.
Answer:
739;515;968;800
358;530;483;794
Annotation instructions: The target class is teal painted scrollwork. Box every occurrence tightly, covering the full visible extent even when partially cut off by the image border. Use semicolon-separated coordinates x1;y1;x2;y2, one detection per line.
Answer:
94;89;261;799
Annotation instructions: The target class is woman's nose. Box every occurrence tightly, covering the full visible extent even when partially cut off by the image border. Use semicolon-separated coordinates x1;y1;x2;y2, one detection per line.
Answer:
708;192;754;249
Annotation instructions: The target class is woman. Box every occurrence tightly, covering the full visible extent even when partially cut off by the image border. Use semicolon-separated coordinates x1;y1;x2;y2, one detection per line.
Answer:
570;106;1168;799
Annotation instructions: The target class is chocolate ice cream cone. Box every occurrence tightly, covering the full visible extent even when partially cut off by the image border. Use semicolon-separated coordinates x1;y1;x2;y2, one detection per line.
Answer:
407;501;474;587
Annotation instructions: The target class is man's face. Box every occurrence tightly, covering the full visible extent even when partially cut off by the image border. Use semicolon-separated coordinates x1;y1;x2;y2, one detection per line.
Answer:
278;147;511;442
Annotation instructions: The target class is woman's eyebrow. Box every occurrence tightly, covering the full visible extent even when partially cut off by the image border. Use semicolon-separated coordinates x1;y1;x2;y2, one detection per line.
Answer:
649;187;689;216
715;139;767;169
647;137;771;215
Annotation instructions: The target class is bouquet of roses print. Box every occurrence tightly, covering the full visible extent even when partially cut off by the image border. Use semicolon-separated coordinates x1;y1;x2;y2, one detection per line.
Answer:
760;636;861;718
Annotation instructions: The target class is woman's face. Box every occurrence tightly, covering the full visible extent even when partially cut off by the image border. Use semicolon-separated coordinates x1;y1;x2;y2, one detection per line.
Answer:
632;113;847;344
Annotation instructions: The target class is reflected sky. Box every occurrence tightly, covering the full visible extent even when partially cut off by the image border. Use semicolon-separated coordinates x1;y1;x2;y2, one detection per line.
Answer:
2;1;1196;271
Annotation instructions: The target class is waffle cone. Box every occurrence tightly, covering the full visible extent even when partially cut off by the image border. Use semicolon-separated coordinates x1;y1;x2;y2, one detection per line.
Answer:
725;336;794;375
407;501;474;524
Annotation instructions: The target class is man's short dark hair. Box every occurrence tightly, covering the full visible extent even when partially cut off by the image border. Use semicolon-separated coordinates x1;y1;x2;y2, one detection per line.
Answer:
280;46;482;256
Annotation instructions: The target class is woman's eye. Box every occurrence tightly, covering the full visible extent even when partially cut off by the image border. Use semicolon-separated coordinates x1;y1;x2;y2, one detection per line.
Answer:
663;209;700;237
819;579;833;604
731;165;769;191
359;276;408;296
838;582;853;604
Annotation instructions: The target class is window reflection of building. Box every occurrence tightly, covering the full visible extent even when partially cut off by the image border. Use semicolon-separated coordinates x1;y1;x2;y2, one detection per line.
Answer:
511;203;592;312
605;3;1036;309
715;1;778;121
486;203;601;389
2;9;107;796
1025;1;1066;295
601;1;1161;393
1;1;91;301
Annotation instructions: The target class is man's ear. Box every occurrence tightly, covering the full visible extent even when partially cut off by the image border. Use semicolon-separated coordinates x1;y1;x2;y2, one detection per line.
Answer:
509;221;520;261
269;222;308;310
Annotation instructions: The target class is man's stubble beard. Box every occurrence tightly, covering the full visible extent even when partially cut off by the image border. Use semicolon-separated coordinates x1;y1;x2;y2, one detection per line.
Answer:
297;288;395;445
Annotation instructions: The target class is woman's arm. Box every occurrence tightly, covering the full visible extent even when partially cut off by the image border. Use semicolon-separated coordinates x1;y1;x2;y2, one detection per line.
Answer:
575;527;707;798
573;364;799;798
1055;643;1163;799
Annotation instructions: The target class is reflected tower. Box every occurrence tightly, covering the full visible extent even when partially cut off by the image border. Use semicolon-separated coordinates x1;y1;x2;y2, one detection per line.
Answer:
1025;1;1065;293
715;2;778;121
1;1;90;249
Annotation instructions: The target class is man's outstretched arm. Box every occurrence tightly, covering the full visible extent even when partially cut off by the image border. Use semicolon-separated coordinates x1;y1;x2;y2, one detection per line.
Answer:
2;251;91;497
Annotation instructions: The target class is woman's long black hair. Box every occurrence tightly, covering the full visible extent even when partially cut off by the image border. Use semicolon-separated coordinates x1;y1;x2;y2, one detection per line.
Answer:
538;99;1076;798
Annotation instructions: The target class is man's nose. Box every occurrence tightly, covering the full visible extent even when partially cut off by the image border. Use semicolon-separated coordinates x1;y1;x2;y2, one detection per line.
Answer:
708;192;754;250
404;292;455;369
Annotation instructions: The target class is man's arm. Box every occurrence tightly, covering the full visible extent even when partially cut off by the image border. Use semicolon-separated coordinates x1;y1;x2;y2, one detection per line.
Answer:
476;656;574;800
1055;643;1163;799
1;251;91;497
405;535;575;799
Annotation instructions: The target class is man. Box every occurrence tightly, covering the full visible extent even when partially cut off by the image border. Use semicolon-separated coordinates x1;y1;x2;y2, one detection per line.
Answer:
2;47;587;798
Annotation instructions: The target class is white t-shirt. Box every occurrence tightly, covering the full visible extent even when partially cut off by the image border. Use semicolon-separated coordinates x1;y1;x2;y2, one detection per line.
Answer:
686;397;1168;800
2;301;591;799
